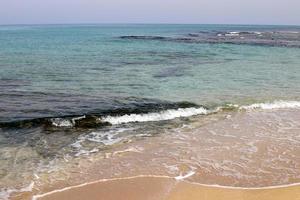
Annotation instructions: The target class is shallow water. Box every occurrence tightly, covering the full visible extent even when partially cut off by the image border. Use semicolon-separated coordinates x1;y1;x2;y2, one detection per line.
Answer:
1;24;300;122
0;24;300;199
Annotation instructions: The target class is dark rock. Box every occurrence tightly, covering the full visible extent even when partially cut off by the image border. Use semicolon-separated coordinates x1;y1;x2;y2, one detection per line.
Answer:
74;115;111;128
119;36;167;40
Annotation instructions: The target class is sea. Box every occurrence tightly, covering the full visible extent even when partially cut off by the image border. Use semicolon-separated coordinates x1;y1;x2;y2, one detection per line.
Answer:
0;24;300;199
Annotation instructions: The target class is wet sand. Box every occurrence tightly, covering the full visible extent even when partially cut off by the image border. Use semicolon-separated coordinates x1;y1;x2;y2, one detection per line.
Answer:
7;109;300;200
33;176;300;200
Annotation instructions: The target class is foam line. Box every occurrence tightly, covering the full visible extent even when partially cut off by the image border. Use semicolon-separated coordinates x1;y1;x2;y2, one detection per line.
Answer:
102;107;209;125
240;100;300;110
31;175;300;200
175;171;196;180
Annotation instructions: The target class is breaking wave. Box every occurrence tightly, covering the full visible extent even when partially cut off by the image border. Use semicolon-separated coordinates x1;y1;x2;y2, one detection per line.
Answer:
0;100;203;129
1;100;300;129
102;107;210;125
240;100;300;110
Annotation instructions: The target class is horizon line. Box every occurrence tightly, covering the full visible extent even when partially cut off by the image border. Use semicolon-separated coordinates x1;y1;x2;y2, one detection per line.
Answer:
0;22;300;27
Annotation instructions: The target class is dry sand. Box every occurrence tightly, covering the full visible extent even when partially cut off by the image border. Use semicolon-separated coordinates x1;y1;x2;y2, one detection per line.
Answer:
33;176;300;200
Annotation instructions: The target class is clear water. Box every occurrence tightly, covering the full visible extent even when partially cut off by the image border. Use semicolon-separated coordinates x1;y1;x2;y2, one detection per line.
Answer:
1;24;300;197
1;24;300;122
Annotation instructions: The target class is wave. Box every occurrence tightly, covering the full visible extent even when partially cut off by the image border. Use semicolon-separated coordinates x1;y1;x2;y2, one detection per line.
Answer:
0;101;203;129
1;100;300;129
240;100;300;110
102;107;210;125
29;106;210;127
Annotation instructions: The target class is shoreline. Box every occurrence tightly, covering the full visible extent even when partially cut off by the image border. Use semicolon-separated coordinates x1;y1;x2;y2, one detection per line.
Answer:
8;108;300;200
31;176;300;200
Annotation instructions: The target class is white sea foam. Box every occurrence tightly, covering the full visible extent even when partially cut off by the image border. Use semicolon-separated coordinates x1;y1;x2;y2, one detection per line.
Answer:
71;127;135;157
175;171;196;180
240;100;300;110
50;115;86;127
86;131;124;146
71;115;86;123
50;118;73;127
0;182;34;200
50;101;300;127
225;32;240;37
102;107;210;125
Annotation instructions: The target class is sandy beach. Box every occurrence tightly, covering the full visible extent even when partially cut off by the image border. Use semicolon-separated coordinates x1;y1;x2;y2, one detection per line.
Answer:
30;176;300;200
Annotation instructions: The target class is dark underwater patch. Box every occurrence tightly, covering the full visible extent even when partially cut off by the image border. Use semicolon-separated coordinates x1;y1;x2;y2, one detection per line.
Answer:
120;31;300;48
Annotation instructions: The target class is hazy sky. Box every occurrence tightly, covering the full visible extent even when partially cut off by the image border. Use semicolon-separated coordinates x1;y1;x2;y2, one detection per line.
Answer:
0;0;300;25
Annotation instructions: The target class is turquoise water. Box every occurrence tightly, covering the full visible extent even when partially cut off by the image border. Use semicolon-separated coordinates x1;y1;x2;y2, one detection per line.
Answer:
1;24;300;196
1;24;300;122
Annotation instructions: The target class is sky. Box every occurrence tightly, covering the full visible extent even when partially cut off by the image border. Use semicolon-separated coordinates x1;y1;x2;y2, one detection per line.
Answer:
0;0;300;25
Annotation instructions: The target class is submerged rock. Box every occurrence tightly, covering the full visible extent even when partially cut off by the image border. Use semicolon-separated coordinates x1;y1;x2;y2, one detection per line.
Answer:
119;31;300;48
74;115;111;128
119;36;167;40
